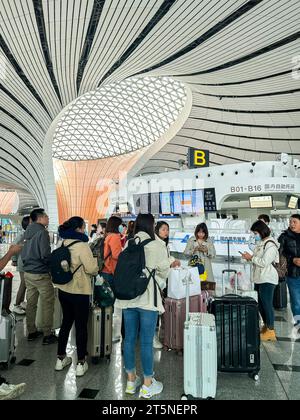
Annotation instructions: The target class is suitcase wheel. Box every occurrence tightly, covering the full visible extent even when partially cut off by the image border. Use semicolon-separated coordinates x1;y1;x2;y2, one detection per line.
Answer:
249;372;259;381
181;394;214;400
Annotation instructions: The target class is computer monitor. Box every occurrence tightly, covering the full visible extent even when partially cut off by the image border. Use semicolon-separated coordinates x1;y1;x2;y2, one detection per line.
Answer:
249;196;273;209
287;195;299;209
160;192;171;214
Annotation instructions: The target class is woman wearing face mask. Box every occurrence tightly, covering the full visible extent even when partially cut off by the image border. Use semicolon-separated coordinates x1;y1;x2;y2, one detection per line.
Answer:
242;220;279;342
119;223;127;248
101;216;123;287
184;223;216;283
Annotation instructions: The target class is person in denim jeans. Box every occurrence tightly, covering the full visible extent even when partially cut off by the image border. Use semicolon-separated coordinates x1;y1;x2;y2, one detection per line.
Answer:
243;220;279;341
116;214;170;399
279;215;300;327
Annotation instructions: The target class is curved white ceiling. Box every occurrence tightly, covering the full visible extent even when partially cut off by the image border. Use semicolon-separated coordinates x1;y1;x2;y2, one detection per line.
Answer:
53;77;187;160
0;0;300;204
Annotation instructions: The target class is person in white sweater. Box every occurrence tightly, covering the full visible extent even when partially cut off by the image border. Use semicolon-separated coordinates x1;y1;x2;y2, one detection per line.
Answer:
242;220;279;342
115;214;170;399
153;221;180;349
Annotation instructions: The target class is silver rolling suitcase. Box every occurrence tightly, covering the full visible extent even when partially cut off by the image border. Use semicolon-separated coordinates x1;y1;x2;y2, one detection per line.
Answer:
87;305;113;364
182;276;217;400
0;276;17;368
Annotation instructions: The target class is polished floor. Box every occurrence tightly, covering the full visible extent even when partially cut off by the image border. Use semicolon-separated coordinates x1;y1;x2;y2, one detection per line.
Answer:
1;258;300;400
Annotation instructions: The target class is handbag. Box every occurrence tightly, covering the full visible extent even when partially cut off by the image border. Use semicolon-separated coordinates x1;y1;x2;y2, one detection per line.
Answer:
188;255;207;281
94;275;115;307
264;240;288;279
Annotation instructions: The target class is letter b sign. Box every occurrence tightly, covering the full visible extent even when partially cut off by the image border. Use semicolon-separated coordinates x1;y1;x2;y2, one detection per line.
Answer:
188;148;209;168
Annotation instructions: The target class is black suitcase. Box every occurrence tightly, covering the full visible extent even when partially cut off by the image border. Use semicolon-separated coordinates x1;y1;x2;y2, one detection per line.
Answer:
273;281;288;310
210;294;260;381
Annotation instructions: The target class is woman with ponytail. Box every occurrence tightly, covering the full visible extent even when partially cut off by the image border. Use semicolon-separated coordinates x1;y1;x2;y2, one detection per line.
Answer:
54;217;98;377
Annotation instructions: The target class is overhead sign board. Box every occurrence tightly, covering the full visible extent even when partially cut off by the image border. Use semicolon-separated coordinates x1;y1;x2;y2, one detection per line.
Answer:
187;148;209;168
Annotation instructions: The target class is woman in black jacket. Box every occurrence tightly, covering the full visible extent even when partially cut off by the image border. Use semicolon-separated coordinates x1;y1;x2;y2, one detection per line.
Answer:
279;214;300;327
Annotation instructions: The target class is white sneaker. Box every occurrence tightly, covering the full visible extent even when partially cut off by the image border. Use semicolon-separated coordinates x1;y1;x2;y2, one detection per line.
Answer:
13;305;26;315
76;361;88;377
139;378;163;399
153;335;163;349
0;383;26;400
55;357;72;371
125;376;142;395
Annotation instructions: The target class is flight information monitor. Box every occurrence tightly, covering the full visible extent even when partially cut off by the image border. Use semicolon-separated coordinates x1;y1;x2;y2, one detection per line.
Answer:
160;192;172;214
287;195;299;209
249;196;273;209
133;194;149;214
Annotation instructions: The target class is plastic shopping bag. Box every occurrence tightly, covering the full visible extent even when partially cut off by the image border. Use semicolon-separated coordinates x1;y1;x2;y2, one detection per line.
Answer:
167;267;201;300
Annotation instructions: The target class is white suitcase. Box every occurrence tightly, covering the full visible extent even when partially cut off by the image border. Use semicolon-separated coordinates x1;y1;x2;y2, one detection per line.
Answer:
182;276;217;400
0;277;16;368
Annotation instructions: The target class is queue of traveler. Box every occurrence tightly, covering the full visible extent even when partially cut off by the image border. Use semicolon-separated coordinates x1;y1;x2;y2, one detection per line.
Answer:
2;209;300;400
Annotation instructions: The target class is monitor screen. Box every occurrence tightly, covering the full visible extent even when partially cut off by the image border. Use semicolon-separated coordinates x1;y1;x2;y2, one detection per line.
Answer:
150;192;160;214
160;192;171;214
249;196;273;209
171;191;183;214
133;194;149;214
192;189;205;214
182;190;193;213
288;195;299;209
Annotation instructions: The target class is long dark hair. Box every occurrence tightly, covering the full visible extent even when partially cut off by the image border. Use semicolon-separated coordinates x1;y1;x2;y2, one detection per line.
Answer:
127;220;135;239
58;216;85;235
134;214;155;240
106;216;122;234
155;221;169;245
22;216;30;231
251;220;271;239
195;223;209;241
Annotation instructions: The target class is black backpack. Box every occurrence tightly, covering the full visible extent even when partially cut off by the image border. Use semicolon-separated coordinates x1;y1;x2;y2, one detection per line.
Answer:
50;240;82;285
113;238;158;304
90;236;111;272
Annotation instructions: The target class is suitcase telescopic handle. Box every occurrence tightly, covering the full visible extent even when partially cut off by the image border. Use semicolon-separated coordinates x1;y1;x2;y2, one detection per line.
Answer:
222;269;238;295
185;269;191;323
0;277;4;323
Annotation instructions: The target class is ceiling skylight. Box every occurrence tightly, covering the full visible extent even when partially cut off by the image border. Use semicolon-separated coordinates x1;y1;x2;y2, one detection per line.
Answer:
53;77;187;161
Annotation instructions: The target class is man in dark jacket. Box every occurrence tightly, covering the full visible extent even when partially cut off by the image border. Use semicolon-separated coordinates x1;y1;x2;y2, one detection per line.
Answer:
279;214;300;327
21;208;57;345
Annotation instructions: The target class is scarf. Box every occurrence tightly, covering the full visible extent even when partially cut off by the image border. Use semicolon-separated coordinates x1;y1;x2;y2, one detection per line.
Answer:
59;229;89;243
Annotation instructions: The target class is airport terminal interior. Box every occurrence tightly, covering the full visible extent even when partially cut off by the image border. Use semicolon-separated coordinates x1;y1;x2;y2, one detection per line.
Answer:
0;0;300;401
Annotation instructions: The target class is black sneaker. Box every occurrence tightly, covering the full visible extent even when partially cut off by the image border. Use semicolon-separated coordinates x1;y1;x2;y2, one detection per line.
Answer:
27;331;43;341
42;334;58;345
